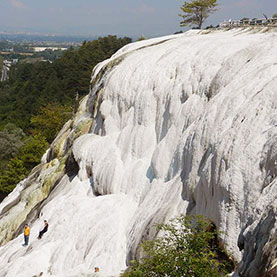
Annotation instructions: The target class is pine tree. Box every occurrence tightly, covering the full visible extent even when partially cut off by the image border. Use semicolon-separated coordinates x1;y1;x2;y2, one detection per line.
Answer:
179;0;218;29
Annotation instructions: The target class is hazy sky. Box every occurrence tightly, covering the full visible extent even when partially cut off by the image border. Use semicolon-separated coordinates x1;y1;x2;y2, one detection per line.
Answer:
0;0;276;37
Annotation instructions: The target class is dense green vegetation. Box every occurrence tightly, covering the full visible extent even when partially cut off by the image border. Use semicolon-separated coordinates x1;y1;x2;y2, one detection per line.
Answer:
0;36;132;130
0;35;132;200
0;133;48;193
122;215;233;277
32;49;65;62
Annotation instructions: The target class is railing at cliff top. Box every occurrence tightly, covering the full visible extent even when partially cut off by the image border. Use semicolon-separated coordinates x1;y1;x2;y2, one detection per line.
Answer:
219;18;277;28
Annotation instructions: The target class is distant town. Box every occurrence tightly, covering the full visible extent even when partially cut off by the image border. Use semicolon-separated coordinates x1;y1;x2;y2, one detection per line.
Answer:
0;33;91;82
0;43;69;82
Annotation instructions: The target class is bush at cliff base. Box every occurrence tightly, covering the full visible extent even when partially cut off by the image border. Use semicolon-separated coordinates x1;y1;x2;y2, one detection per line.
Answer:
122;215;232;277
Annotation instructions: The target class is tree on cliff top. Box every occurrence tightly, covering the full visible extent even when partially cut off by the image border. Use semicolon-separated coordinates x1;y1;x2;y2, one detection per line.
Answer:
179;0;218;29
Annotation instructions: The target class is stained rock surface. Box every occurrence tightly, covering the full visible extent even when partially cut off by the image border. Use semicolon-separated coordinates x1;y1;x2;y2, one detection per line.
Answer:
0;28;276;277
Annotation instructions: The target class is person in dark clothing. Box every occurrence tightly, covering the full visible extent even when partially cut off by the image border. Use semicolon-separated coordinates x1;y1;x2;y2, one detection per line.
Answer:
38;220;48;239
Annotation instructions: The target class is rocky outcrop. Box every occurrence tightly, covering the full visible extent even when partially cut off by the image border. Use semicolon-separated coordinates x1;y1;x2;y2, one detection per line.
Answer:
0;28;276;277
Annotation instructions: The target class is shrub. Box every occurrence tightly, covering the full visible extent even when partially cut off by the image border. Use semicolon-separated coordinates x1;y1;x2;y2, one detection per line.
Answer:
122;215;232;277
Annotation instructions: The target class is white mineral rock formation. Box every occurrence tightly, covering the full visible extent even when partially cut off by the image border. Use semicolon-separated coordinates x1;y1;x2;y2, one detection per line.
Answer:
0;28;276;277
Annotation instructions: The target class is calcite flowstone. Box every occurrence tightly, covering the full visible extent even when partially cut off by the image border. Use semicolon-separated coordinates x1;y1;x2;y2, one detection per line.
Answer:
0;28;276;277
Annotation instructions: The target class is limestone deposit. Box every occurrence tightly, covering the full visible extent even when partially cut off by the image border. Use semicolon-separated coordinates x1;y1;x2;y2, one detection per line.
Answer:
0;28;276;277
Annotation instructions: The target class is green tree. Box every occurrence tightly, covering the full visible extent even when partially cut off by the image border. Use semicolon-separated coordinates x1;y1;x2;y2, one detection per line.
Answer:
179;0;218;29
0;158;28;194
273;14;277;18
0;124;25;167
122;215;232;277
18;133;49;171
31;103;72;143
0;133;48;196
136;36;147;41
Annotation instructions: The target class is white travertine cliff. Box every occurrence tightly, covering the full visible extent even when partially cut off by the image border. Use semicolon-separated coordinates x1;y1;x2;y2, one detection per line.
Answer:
0;28;276;277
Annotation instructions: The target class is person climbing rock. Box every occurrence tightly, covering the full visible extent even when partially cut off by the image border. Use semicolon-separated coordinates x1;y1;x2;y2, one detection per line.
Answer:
93;267;100;276
38;220;48;239
23;224;30;246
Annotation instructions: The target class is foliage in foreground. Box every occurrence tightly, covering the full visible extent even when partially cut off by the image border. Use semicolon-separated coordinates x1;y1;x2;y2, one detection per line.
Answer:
122;215;232;277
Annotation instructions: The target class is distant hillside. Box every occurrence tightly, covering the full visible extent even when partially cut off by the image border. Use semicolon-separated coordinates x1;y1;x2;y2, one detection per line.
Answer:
0;32;98;43
0;35;132;199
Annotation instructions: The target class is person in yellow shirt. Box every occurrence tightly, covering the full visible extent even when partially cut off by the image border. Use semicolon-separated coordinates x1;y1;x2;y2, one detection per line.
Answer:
23;224;30;246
